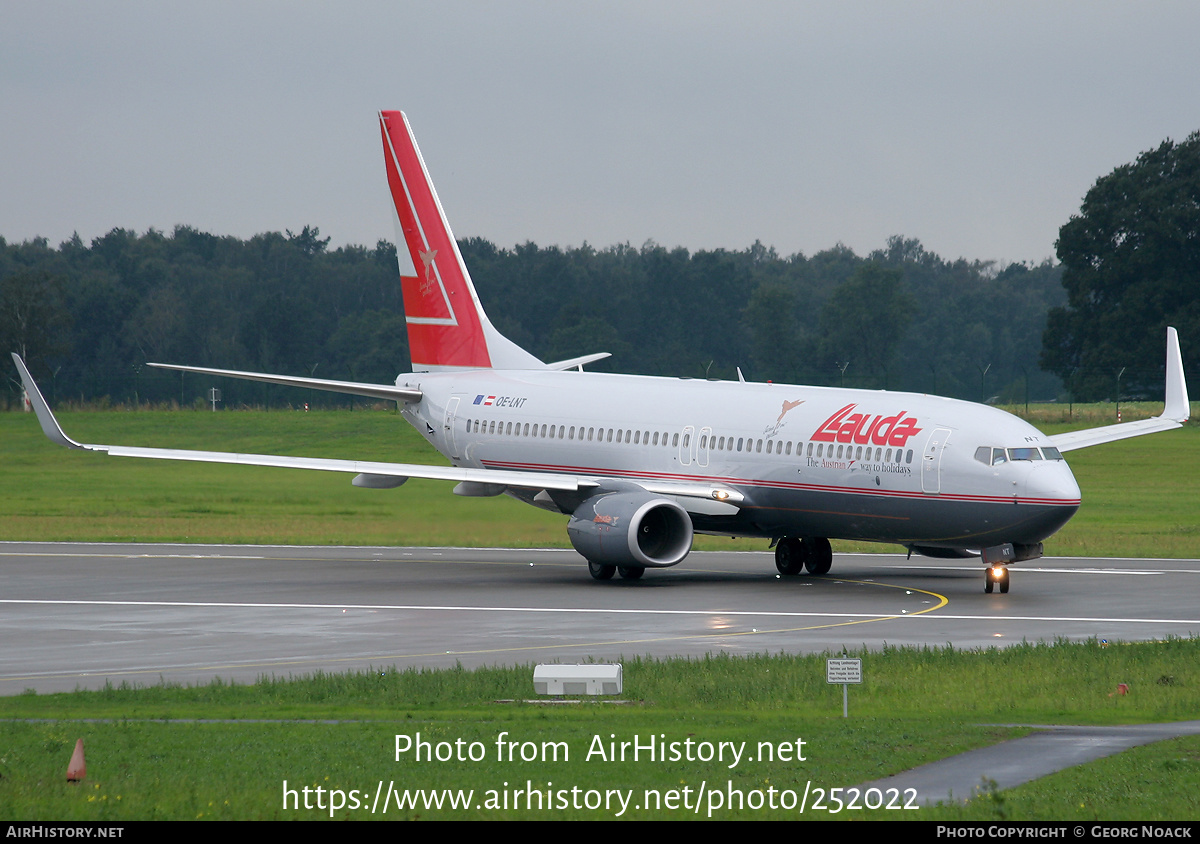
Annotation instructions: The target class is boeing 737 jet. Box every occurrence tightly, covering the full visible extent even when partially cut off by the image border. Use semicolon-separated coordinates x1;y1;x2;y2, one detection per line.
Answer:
12;110;1192;593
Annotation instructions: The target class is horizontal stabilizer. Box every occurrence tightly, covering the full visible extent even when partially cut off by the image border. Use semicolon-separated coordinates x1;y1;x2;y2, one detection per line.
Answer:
146;362;423;404
545;352;612;371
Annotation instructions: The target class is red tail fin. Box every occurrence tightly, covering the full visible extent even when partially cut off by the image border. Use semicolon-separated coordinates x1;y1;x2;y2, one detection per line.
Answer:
379;110;542;371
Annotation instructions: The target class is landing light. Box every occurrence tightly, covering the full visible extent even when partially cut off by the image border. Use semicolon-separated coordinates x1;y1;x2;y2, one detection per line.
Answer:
989;565;1007;580
712;489;730;501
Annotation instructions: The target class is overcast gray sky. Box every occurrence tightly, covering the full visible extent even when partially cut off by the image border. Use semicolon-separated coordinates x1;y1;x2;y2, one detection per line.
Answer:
3;1;1197;265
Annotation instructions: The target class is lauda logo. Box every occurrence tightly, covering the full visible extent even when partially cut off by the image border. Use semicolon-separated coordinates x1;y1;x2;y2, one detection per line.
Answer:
812;403;923;447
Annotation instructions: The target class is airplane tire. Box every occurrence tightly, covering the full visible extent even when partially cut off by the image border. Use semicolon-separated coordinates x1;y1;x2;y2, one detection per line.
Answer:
999;570;1010;594
804;537;833;575
588;561;616;581
984;576;994;594
618;566;645;580
775;537;804;575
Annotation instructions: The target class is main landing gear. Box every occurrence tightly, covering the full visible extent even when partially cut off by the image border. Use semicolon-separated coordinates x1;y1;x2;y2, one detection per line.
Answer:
774;536;833;576
587;561;645;581
984;564;1010;594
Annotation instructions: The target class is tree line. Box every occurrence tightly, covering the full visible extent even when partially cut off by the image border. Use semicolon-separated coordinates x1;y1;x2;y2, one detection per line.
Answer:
1;226;1067;409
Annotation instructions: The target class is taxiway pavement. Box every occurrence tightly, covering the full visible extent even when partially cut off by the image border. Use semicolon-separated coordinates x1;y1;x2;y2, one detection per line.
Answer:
3;542;1198;695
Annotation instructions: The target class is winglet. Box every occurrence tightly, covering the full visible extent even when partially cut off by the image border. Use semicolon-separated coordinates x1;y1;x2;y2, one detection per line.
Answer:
1048;327;1191;452
1163;326;1189;422
10;354;90;450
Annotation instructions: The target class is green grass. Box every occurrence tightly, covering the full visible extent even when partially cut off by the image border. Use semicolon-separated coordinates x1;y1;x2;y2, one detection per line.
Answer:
2;641;1199;820
1;405;1197;556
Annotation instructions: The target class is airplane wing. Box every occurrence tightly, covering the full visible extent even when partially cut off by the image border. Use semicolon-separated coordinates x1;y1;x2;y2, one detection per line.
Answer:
1048;327;1190;453
145;362;423;404
11;354;743;508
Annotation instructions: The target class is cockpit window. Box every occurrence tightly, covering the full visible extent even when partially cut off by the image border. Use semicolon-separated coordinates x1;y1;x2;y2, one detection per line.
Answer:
978;445;1063;464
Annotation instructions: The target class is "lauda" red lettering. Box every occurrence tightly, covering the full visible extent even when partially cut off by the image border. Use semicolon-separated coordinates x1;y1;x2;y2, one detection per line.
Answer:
811;403;923;447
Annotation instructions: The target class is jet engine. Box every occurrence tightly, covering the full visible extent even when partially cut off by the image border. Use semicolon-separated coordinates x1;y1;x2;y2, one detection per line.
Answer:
566;491;694;568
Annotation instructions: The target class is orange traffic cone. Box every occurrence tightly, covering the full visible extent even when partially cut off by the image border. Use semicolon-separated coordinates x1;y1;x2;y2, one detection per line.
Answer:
66;739;86;782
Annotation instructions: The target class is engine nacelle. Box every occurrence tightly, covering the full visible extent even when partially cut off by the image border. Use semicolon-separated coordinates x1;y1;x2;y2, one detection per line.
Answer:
566;491;694;568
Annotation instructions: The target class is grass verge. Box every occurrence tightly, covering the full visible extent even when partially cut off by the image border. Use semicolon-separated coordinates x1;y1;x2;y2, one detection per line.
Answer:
2;640;1199;820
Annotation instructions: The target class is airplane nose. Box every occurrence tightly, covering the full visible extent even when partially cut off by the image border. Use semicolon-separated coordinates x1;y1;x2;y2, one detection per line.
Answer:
1026;460;1081;504
1021;461;1081;539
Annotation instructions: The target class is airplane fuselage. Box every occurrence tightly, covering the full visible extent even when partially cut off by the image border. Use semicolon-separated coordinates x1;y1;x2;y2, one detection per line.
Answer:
400;369;1082;551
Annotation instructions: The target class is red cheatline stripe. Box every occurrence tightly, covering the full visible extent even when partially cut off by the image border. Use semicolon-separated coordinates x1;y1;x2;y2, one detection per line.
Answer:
478;459;1080;507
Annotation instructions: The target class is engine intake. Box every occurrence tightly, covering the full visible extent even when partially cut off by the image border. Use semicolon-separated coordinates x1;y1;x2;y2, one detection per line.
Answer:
566;491;694;568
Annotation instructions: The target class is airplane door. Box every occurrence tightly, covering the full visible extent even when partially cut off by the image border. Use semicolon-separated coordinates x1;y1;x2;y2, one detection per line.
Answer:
444;396;461;457
679;426;694;466
697;426;712;468
921;427;952;494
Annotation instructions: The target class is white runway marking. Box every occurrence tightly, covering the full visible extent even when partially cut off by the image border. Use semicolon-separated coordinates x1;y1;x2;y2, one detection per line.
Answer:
888;564;1174;576
3;598;1199;627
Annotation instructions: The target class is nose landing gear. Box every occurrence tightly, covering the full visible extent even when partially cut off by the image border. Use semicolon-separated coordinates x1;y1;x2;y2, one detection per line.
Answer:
985;565;1009;594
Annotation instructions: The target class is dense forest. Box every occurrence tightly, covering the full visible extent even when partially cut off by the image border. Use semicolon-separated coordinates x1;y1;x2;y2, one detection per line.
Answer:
1;225;1069;409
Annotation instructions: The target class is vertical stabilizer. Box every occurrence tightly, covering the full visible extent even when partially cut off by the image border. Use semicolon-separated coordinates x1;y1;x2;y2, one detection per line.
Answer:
379;110;545;372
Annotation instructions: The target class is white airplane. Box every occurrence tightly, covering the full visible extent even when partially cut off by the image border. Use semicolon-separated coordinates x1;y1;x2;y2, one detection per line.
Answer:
12;110;1192;594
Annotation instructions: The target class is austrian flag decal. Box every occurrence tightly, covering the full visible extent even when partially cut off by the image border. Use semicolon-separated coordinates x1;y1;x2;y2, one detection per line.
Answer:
811;403;923;447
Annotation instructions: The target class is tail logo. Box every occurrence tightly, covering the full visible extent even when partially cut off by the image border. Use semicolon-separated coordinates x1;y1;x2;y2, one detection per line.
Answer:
419;248;439;297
